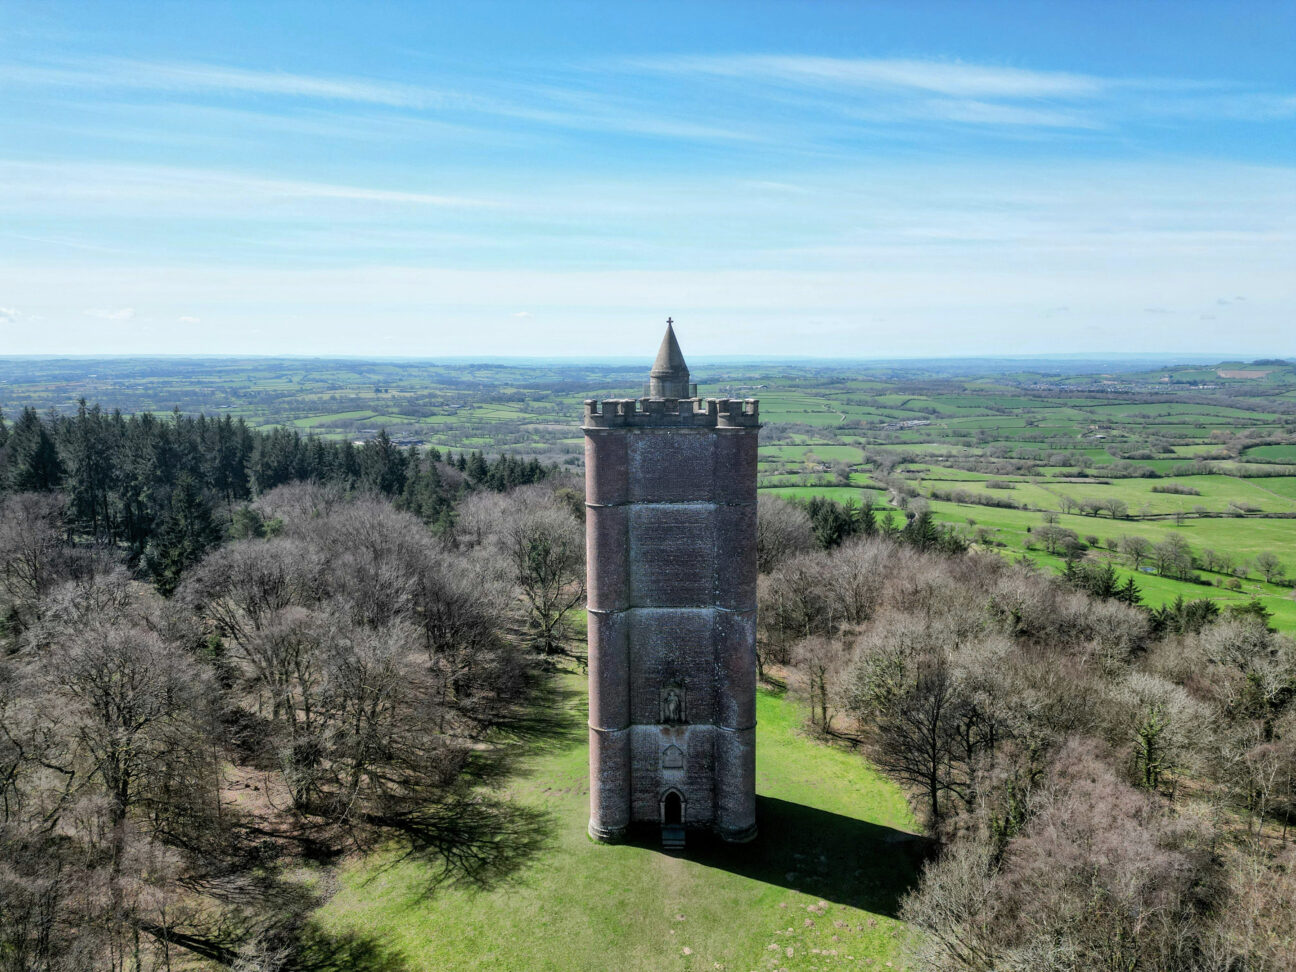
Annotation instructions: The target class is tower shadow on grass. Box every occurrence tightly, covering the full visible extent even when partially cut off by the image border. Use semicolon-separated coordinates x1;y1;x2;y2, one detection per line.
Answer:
626;795;930;918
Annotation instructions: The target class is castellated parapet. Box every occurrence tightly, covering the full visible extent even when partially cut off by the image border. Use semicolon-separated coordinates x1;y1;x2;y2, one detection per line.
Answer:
582;397;760;429
585;323;759;845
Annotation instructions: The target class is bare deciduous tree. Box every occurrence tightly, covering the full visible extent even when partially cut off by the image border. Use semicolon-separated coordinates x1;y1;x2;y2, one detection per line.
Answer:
756;495;815;574
0;492;68;632
494;491;586;660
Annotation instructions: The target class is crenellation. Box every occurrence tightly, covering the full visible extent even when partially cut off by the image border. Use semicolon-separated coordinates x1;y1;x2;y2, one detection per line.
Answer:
583;396;759;429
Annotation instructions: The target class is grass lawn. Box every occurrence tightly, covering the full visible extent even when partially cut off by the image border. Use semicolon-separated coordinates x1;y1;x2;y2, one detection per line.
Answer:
319;673;922;971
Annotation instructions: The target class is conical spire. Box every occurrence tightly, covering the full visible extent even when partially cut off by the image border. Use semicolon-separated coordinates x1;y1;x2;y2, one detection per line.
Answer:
651;320;689;379
647;318;694;398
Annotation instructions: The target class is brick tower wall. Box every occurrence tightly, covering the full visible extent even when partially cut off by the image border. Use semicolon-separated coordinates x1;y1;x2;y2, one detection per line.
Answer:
585;397;759;842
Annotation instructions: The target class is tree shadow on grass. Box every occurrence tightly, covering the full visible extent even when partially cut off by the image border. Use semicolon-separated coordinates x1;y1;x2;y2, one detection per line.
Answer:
486;670;586;756
368;793;556;897
287;925;417;972
144;908;417;972
360;670;577;900
626;795;931;918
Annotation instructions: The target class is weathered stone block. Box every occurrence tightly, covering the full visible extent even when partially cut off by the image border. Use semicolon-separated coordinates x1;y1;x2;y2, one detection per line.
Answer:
714;726;757;841
585;431;629;507
586;504;629;612
625;608;717;727
627;504;715;608
587;610;630;731
713;430;759;505
588;727;631;840
629;431;715;503
714;609;757;729
714;502;758;610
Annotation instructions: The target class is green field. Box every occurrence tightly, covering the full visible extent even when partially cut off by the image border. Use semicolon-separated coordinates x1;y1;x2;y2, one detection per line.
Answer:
917;473;1296;516
926;500;1296;630
1246;444;1296;462
320;675;920;971
750;480;1296;632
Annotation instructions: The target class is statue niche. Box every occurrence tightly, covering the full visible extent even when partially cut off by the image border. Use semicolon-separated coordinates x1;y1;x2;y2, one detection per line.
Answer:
660;683;686;725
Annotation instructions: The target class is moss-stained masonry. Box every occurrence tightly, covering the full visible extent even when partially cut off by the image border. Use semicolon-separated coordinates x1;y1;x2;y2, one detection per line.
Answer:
585;325;761;843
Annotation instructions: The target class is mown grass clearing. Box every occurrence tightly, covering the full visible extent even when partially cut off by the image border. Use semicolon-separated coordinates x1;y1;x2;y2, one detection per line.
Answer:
319;675;921;972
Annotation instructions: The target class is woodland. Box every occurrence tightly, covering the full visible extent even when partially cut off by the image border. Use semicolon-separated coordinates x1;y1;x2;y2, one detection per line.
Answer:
0;401;1294;970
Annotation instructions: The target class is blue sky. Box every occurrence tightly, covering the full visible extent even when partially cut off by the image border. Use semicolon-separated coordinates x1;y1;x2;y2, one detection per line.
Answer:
1;0;1293;357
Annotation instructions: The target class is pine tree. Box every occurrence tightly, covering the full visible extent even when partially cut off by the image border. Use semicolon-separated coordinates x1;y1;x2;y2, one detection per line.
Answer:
858;500;877;536
145;474;221;596
65;399;115;540
1118;576;1142;606
359;429;408;495
902;510;940;551
398;452;451;525
6;408;64;492
465;450;488;483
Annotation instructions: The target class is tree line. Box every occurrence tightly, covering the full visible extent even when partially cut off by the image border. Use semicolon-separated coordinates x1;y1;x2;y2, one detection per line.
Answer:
0;403;553;600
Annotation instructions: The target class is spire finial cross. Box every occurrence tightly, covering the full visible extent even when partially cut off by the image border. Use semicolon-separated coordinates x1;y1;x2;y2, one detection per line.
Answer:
666;316;673;326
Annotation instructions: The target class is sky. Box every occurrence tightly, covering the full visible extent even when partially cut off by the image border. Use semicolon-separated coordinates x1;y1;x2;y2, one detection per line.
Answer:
1;0;1293;358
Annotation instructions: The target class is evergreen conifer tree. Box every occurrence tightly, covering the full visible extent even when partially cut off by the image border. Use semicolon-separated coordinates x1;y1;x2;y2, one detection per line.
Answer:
145;473;221;595
465;450;488;482
902;509;940;550
6;408;64;492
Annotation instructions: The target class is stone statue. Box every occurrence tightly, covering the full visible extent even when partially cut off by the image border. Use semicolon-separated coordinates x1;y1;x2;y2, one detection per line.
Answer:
662;685;684;724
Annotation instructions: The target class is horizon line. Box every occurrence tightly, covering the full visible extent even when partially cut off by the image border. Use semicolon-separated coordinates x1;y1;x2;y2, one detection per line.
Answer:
0;351;1286;364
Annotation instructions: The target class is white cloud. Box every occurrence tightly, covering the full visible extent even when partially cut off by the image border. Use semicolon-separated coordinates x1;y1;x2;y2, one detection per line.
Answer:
177;315;201;324
512;311;532;318
616;54;1296;131
0;161;492;212
0;306;20;324
85;307;135;320
1;58;446;109
1;58;753;143
635;55;1107;99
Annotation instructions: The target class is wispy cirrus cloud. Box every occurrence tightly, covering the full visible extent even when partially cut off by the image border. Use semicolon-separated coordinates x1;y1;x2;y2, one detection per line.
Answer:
10;52;1287;146
613;54;1296;128
624;55;1108;98
0;57;755;142
1;58;447;109
0;160;492;211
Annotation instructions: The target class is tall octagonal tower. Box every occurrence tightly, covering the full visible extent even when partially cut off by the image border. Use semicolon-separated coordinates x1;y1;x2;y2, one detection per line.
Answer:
583;322;759;845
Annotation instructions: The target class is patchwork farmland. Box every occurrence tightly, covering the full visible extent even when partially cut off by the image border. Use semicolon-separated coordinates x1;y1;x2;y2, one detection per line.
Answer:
4;353;1295;627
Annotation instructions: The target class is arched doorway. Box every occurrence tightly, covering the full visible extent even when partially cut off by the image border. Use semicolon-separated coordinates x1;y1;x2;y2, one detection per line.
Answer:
662;790;684;826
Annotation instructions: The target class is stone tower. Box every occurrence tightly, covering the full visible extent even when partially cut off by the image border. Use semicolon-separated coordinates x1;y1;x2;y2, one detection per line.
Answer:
584;321;759;845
